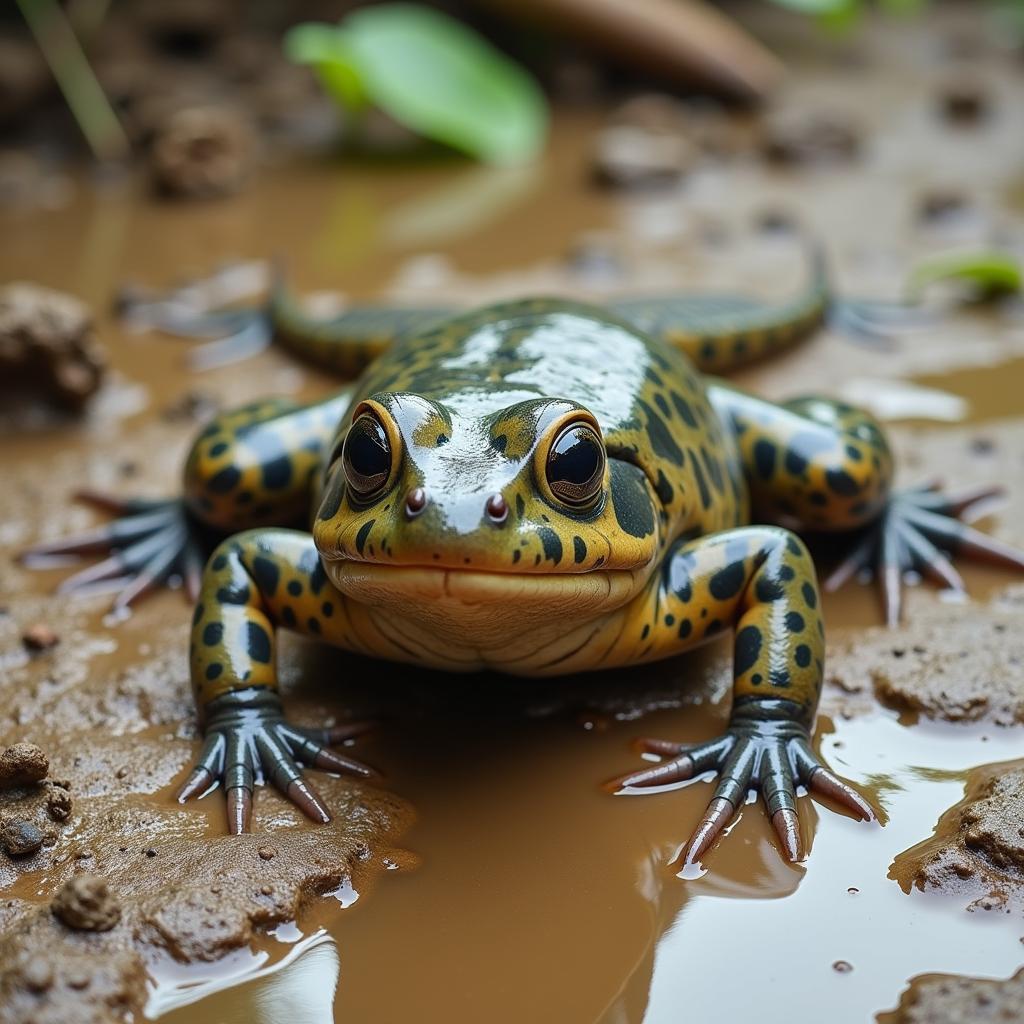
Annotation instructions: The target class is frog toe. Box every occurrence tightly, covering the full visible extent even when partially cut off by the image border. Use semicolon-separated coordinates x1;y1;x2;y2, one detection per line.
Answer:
22;493;198;611
608;735;734;792
278;724;378;780
824;483;1024;626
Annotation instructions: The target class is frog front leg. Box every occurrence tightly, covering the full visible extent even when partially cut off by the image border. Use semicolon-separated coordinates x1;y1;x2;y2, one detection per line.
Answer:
708;383;1024;625
178;528;377;833
612;527;872;863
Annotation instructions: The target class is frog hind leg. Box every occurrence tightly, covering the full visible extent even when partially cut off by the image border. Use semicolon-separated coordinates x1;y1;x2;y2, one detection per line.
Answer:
20;393;351;612
708;383;1024;625
608;526;873;864
180;528;376;833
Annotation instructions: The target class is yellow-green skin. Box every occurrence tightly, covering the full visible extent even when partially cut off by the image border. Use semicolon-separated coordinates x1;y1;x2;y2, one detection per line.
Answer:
183;282;892;818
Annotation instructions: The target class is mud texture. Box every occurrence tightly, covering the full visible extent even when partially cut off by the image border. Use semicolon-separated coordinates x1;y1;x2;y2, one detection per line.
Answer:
891;760;1024;915
0;283;106;411
883;968;1024;1024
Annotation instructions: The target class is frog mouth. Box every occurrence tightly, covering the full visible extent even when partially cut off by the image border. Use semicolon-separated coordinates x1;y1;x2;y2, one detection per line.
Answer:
321;557;646;608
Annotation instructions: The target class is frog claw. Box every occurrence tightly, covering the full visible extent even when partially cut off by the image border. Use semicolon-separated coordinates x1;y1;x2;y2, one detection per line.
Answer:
683;797;737;864
21;492;198;612
824;483;1024;627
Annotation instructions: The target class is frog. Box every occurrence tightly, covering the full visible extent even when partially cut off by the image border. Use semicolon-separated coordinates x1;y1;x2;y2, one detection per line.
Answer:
26;261;1024;863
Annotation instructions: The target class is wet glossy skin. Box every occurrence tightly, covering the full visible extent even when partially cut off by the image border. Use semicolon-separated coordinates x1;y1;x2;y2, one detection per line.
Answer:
30;275;1024;861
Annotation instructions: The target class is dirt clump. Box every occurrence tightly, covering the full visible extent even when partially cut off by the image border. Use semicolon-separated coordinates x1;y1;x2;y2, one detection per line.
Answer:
891;759;1024;913
51;874;122;932
882;967;1024;1023
1;819;45;857
0;284;106;411
0;743;49;787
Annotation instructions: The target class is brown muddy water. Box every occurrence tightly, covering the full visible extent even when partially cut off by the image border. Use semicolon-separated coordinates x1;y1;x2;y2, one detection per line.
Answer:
4;11;1024;1023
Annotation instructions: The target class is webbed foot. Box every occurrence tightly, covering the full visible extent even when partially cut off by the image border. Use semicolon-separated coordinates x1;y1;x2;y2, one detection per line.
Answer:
20;490;201;612
823;482;1024;626
176;689;377;833
609;701;872;864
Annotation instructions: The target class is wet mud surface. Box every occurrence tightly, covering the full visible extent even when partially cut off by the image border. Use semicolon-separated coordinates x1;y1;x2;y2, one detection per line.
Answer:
2;5;1024;1023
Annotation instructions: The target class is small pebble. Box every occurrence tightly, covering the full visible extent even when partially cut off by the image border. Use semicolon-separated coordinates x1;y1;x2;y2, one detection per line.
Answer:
833;960;854;973
46;787;73;822
66;968;91;990
1;818;45;857
51;874;121;931
21;625;58;653
260;884;273;896
0;742;49;786
258;845;276;861
22;956;53;992
939;79;989;125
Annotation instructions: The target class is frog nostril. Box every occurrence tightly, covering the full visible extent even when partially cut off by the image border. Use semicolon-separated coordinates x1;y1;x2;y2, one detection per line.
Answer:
485;493;508;524
405;487;427;518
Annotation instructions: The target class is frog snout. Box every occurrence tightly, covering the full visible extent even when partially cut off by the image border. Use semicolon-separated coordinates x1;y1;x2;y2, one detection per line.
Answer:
403;486;510;527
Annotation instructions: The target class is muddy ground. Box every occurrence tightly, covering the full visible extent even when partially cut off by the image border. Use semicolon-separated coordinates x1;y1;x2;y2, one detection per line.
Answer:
1;4;1024;1023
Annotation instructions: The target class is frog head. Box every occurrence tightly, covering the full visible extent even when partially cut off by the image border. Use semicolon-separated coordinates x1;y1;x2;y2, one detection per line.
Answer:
312;390;662;638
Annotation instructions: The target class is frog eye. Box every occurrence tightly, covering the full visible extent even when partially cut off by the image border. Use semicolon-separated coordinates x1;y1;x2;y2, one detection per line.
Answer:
546;422;605;508
342;412;392;499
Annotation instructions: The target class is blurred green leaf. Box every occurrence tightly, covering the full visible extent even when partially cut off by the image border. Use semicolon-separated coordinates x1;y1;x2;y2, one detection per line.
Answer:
285;5;547;164
908;251;1023;300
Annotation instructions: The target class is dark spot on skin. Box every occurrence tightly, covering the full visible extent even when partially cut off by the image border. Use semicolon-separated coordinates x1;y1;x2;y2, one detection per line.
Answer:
735;625;762;674
287;580;302;597
355;520;374;556
251;556;280;596
701;447;724;493
671;392;698;428
678;619;692;639
516;494;525;519
691;455;712;509
537;526;563;565
216;583;250;605
206;663;222;680
826;468;861;496
282;607;297;628
705;619;722;636
307;617;321;635
845;444;863;461
802;582;817;608
512;549;521;564
645;367;664;387
573;536;587;564
654;393;671;419
641;623;650;640
654;470;674;505
795;644;812;668
317;471;345;521
710;562;746;601
753;439;776;480
208;466;241;494
192;603;204;625
785;611;805;632
321;601;333;617
262;455;294;491
786;535;803;557
665;614;675;626
436;433;449;447
809;491;828;507
202;622;223;646
752;673;762;685
755;577;785;603
784;448;808;476
492;434;507;453
245;622;271;663
770;667;791;688
212;555;227;571
638;399;684;466
609;460;656;539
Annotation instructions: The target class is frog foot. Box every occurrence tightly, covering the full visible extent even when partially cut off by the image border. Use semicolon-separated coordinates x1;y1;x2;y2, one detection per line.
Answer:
176;689;377;834
823;482;1024;626
608;702;873;864
20;490;201;612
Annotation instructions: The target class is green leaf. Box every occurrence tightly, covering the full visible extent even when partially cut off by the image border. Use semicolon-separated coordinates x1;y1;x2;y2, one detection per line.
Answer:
341;4;547;163
285;6;548;164
284;22;368;111
908;251;1023;300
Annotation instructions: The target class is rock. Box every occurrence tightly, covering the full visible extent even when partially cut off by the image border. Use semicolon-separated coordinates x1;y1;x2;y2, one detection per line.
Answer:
45;786;72;823
827;600;1024;725
592;125;695;189
0;743;49;786
938;78;989;125
884;967;1024;1023
21;623;59;652
1;818;44;857
51;875;122;932
759;108;861;166
149;106;255;199
0;285;105;411
891;760;1024;912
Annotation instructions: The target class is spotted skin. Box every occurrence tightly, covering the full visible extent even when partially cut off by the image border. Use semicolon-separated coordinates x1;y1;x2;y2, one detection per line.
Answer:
32;276;1024;858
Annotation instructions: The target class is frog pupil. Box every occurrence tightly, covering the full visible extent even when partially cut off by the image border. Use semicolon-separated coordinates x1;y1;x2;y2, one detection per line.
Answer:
344;415;390;495
547;424;604;505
